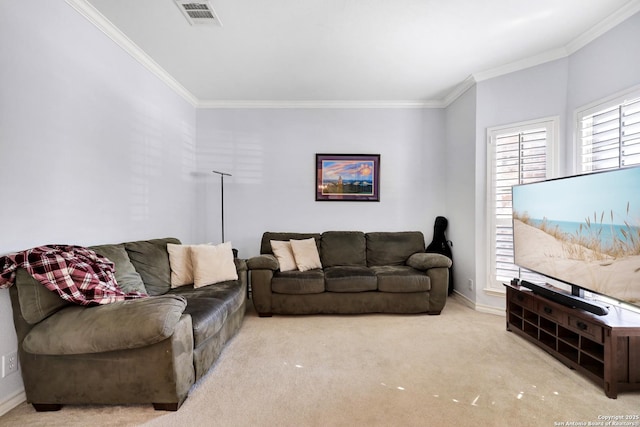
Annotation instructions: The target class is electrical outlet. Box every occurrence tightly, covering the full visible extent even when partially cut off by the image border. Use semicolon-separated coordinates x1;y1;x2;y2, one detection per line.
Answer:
2;352;18;378
468;279;474;291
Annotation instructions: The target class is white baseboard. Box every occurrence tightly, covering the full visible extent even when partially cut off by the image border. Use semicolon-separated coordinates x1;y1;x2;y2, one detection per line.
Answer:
475;302;506;317
0;388;26;416
451;291;505;317
451;291;475;309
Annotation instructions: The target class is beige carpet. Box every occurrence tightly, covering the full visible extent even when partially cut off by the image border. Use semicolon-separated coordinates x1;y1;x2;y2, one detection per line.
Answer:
1;297;638;427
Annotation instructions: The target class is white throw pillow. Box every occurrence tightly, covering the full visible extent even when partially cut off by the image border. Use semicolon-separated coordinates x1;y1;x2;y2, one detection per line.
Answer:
290;238;322;272
191;242;238;288
167;243;194;288
270;240;298;272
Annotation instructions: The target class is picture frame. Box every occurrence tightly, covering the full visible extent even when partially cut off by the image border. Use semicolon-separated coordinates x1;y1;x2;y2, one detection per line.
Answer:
315;153;380;201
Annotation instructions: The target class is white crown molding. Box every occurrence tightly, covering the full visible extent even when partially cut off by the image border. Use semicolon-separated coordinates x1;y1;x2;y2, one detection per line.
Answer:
197;99;443;109
444;0;640;106
65;0;198;107
66;0;640;111
441;76;477;107
472;47;569;83
442;47;569;106
566;0;640;55
65;0;444;109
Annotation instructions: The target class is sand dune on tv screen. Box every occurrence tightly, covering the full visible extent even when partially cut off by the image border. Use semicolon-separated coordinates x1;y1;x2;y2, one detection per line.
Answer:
513;219;640;304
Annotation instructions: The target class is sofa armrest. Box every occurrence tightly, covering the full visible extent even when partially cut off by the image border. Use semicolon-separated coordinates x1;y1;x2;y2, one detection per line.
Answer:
250;269;274;316
247;254;279;271
234;257;248;272
426;267;449;314
406;252;452;270
22;295;187;355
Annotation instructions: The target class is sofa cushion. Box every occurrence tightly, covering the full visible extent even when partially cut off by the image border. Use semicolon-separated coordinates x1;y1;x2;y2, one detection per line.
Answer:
372;266;431;292
366;232;426;267
320;231;366;267
166;243;195;287
191;242;238;288
22;295;187;355
272;270;325;294
290;238;323;272
324;266;376;292
16;268;71;324
91;243;147;294
260;233;321;256
170;281;245;347
270;240;298;272
125;238;180;296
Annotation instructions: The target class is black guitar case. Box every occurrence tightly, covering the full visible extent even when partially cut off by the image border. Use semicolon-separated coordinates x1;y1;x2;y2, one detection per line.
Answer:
426;216;454;295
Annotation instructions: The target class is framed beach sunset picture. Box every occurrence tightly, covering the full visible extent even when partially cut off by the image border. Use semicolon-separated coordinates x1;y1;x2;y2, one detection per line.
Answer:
316;154;380;201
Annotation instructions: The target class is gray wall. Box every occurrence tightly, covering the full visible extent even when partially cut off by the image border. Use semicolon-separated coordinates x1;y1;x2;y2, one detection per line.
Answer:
449;10;640;311
0;0;198;404
196;108;448;257
445;86;477;302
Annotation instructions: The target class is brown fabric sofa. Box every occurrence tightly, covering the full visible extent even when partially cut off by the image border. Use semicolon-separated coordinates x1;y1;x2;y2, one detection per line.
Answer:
247;231;452;316
8;237;247;411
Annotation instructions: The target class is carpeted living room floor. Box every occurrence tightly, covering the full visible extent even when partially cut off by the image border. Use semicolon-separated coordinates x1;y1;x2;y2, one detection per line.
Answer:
1;296;638;427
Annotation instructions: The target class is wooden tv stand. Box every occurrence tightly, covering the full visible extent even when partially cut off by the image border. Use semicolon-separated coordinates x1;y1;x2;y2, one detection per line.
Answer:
505;283;640;398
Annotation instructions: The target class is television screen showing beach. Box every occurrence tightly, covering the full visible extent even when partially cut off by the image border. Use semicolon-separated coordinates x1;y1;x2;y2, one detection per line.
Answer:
321;160;375;195
512;166;640;307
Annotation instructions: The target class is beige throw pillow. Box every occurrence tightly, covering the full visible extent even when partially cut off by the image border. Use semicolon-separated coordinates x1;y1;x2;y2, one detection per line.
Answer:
270;240;298;272
191;242;238;288
167;243;194;288
290;238;322;272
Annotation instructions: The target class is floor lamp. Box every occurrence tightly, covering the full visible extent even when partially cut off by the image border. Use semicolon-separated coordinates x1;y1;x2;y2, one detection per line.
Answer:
212;170;231;243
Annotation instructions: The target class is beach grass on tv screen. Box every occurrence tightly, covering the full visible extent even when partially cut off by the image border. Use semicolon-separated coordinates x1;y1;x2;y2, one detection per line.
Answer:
514;203;640;261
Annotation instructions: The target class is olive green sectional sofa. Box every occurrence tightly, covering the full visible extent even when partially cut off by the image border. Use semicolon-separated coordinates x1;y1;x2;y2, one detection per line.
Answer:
247;231;452;316
8;237;247;411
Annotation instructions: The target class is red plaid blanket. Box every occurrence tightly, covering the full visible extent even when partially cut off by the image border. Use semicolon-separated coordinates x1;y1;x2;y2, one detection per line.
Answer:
0;245;147;306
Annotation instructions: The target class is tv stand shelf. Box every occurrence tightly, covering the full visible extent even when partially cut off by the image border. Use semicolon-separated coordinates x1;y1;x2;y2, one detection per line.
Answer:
505;283;640;398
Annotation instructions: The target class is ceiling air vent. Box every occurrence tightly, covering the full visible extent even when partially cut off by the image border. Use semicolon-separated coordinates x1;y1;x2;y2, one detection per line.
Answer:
175;0;222;26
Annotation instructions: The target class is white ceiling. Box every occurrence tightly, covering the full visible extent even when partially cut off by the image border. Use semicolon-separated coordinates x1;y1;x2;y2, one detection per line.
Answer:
77;0;640;107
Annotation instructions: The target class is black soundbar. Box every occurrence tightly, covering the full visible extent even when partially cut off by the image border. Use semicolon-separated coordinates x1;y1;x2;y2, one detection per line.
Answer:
516;280;609;316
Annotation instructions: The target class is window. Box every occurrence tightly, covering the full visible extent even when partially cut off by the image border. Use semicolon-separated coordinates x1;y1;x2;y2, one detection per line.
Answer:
576;88;640;313
577;90;640;172
487;119;558;291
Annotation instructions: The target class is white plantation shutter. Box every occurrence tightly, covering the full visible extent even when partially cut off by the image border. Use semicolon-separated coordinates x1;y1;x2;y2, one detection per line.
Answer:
488;120;557;289
579;94;640;172
576;89;640;311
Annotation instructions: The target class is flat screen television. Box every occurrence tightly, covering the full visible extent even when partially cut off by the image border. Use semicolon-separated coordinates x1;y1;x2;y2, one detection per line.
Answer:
511;166;640;314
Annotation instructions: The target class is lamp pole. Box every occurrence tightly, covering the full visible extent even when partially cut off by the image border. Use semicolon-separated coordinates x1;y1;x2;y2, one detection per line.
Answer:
212;170;231;243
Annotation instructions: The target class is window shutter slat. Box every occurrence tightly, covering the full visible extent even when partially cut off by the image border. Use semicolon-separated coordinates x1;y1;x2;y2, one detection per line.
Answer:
580;94;640;172
491;125;551;284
